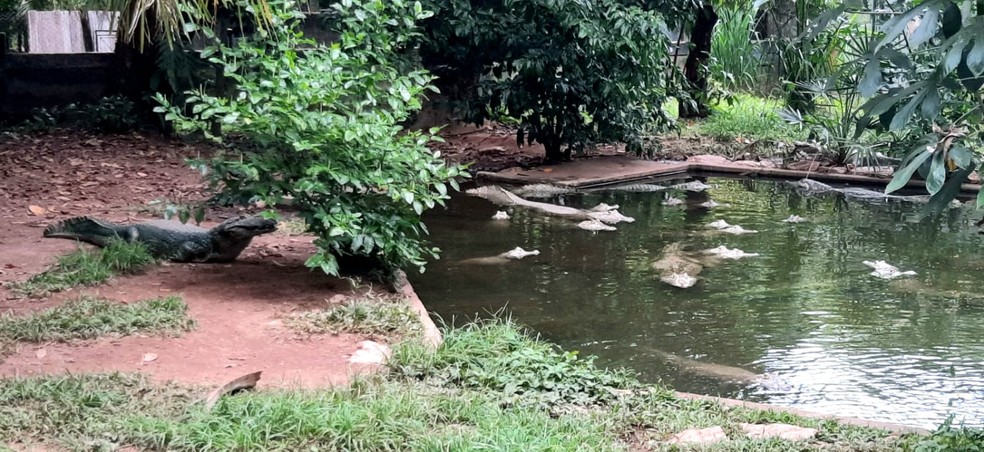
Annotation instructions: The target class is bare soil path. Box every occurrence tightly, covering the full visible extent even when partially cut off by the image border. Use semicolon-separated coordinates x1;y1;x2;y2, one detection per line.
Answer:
0;130;381;388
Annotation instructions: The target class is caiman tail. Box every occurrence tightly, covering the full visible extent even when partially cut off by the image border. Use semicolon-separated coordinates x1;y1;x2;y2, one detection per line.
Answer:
43;216;123;247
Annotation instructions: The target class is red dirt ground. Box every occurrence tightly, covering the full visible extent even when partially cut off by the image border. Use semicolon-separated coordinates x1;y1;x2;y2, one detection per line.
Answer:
0;131;383;388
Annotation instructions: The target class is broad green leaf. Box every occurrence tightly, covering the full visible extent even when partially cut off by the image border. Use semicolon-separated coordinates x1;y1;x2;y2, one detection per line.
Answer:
920;89;941;119
926;150;947;195
890;90;926;130
859;58;882;97
908;7;939;48
877;3;938;51
887;147;933;194
943;37;970;74
967;38;984;75
922;166;973;218
949;146;974;169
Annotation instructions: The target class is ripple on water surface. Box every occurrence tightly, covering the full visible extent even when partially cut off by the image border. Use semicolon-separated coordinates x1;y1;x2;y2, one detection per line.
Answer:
411;177;984;429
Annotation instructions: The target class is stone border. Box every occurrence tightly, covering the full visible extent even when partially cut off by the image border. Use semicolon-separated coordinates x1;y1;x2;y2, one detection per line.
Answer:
394;270;443;350
675;392;931;435
475;156;982;194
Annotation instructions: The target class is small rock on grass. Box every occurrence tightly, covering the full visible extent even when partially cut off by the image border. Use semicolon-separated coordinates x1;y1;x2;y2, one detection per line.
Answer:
349;340;391;364
740;423;818;441
663;426;728;446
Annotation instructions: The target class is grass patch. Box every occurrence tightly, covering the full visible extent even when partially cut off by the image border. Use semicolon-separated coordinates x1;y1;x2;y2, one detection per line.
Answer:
0;296;195;344
0;373;196;450
124;380;622;451
284;294;421;339
10;239;156;298
691;94;806;144
0;317;924;451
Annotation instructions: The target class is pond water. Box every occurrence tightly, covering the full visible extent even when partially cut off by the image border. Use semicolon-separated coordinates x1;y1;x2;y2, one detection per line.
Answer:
409;175;984;430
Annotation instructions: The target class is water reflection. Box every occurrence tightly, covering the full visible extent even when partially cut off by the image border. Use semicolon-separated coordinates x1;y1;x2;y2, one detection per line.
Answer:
410;176;984;429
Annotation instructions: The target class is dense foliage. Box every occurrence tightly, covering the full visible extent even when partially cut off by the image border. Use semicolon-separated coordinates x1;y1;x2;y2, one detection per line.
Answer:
841;0;984;212
418;0;675;160
156;0;466;276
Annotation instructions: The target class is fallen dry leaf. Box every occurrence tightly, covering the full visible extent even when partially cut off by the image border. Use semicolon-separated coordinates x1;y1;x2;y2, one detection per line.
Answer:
28;205;47;216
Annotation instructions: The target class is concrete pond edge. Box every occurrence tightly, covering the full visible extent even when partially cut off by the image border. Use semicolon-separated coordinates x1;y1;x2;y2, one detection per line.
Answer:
476;157;983;194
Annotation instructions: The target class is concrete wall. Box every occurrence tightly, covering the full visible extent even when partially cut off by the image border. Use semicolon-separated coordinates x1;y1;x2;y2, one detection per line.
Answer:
0;52;118;118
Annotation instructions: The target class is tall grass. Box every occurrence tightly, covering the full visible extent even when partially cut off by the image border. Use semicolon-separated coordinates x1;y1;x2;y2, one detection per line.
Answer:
710;5;764;92
695;94;805;143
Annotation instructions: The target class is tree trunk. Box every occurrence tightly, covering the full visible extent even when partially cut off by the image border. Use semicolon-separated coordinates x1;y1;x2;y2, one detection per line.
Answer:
542;135;566;163
679;3;717;119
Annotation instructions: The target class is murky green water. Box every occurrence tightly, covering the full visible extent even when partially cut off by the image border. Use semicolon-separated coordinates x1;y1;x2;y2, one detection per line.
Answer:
409;176;984;429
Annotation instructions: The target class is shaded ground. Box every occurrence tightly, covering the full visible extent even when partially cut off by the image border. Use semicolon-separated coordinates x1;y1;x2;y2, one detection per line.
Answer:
0;130;385;388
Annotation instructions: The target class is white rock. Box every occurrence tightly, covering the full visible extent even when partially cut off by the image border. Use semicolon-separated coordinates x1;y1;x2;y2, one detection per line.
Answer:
349;340;391;364
706;219;731;229
740;423;817;441
491;211;510;220
782;215;806;223
664;426;728;445
577;220;617;232
662;197;684;206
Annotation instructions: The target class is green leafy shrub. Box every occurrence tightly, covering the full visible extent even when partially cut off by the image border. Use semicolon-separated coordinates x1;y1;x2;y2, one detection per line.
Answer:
815;1;984;214
418;0;674;161
156;0;466;275
15;95;140;134
914;416;984;451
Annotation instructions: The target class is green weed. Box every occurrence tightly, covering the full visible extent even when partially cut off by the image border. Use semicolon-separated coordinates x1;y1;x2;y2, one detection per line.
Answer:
284;295;421;338
124;380;622;451
693;94;806;144
0;296;195;344
10;239;156;298
911;416;984;451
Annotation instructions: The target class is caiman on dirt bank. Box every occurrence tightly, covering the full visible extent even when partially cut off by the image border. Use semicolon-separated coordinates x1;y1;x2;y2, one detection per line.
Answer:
43;215;277;263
